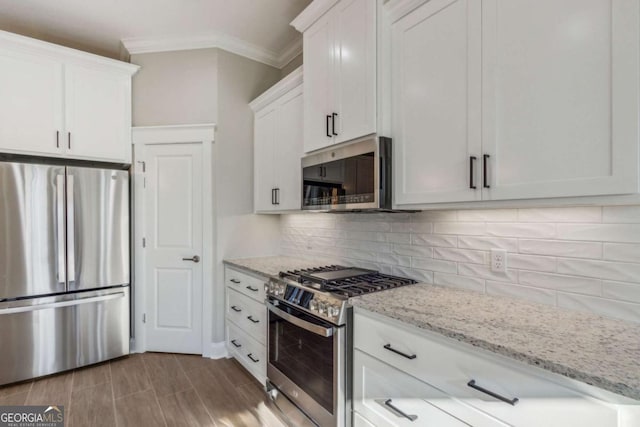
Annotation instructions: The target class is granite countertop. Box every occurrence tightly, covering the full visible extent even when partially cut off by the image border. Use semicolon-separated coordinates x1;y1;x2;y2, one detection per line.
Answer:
350;284;640;401
224;255;334;278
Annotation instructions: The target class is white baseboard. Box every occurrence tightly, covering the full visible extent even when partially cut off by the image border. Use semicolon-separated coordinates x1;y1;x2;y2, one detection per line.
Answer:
204;341;228;359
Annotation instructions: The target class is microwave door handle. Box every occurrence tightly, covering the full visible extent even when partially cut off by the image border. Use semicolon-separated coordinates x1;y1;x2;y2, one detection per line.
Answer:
267;302;334;337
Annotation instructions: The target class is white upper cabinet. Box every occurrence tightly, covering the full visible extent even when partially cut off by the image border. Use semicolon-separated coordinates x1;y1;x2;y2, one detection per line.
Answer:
388;0;640;206
0;30;138;163
251;68;304;213
294;0;377;153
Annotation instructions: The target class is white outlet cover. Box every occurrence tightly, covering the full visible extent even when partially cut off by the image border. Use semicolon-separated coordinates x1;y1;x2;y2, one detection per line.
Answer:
491;249;507;272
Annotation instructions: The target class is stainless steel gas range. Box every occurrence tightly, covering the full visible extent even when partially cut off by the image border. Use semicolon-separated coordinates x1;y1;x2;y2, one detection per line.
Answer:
265;266;416;427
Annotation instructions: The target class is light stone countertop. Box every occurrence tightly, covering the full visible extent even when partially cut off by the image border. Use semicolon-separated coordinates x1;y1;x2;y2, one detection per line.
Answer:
223;256;640;400
350;283;640;401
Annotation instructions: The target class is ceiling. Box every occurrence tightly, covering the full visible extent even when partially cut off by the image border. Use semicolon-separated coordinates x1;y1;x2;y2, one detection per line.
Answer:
0;0;312;66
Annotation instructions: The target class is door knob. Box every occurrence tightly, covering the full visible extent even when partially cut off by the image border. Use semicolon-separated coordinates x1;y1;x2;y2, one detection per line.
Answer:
182;255;200;263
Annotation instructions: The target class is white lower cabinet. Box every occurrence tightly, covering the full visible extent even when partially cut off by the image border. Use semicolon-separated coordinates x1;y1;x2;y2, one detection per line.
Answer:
224;265;267;383
353;309;639;427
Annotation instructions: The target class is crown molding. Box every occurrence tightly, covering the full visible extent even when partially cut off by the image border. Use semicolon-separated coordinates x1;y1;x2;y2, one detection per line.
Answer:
121;32;303;69
249;66;303;112
290;0;340;32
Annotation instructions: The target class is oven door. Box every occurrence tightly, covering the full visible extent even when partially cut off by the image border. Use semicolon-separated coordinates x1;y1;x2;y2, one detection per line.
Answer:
267;299;345;427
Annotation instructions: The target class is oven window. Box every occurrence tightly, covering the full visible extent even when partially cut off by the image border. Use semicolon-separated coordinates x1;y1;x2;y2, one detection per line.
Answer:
268;303;335;414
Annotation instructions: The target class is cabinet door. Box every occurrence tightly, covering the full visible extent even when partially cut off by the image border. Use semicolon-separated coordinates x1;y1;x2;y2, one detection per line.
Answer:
0;50;63;156
275;86;303;211
333;0;376;144
64;65;131;162
254;106;277;212
304;12;335;153
482;0;639;200
392;0;482;205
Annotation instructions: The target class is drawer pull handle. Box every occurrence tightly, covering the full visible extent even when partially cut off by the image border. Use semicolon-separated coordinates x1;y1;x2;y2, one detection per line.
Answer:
230;279;241;284
247;353;260;363
246;285;259;292
231;339;241;348
467;380;519;406
383;399;418;422
231;305;241;312
247;315;260;324
384;344;416;360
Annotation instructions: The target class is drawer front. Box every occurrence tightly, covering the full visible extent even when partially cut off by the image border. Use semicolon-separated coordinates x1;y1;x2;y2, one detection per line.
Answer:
226;321;266;384
354;350;503;427
226;288;266;344
355;312;620;427
224;266;266;302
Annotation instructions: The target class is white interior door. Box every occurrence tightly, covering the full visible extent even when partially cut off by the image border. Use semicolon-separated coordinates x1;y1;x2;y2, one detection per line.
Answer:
144;142;203;354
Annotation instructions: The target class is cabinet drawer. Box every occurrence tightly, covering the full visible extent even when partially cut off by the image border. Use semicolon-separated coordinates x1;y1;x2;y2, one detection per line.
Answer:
354;350;503;427
226;288;266;344
354;312;620;427
225;266;266;302
226;321;265;384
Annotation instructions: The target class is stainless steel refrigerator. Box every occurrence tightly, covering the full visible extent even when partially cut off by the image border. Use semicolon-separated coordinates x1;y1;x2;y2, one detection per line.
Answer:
0;160;130;385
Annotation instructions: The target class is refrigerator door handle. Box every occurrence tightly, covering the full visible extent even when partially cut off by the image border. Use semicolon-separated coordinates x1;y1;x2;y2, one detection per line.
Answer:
66;174;76;284
0;292;125;315
56;175;66;284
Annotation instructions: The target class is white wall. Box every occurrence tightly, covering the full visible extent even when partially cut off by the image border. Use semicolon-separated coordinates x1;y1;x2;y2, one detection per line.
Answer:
280;53;302;78
281;205;640;324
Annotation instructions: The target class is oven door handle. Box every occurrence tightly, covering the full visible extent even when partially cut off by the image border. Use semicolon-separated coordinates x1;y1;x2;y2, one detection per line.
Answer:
267;302;335;337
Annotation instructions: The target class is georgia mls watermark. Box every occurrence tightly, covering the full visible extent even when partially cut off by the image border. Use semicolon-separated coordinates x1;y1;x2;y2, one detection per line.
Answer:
0;406;64;427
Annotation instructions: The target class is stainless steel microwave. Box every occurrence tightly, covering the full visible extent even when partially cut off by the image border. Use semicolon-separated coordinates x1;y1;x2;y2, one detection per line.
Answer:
301;137;392;211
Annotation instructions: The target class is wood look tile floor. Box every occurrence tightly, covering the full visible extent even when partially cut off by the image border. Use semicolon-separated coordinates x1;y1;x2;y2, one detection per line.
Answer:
0;353;289;427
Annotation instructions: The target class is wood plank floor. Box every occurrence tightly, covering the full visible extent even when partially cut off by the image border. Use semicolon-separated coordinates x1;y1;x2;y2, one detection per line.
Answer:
0;353;289;427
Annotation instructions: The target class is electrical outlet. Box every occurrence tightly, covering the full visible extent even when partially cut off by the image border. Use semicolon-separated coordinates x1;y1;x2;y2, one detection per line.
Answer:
491;249;507;272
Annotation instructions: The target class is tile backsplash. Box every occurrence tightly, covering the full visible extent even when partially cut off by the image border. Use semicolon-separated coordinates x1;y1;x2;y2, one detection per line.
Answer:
280;206;640;324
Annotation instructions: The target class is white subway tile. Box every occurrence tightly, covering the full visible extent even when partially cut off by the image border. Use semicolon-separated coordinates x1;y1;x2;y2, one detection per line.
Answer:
433;273;485;292
411;234;457;248
377;253;411;267
336;239;391;253
457;263;517;283
457;209;518;222
602;281;640;303
393;244;433;257
556;224;640;243
393;266;433;284
518;239;602;259
603;243;640;263
409;222;435;233
517;207;602;223
412;257;458;274
386;233;411;244
335;221;391;232
518;271;602;296
434;222;486;236
486;223;556;238
413;210;458;222
557;258;640;283
486;281;556;306
344;230;387;242
457;236;518;252
602;205;640;224
557;293;640;323
507;254;556;272
433;247;487;264
389;222;413;233
334;247;377;262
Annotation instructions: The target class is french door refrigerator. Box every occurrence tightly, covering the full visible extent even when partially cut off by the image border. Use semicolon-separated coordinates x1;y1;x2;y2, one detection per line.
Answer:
0;160;130;385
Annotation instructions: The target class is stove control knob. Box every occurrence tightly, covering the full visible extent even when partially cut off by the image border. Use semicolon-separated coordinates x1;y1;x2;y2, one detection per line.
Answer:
317;302;326;314
309;300;318;311
328;306;340;318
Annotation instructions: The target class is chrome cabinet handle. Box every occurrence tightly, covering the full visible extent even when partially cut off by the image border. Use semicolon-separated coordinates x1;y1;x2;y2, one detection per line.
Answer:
230;339;241;348
384;344;416;360
246;285;259;292
230;305;241;312
247;315;259;324
182;255;200;263
247;353;259;363
467;380;519;405
230;279;241;284
383;399;417;422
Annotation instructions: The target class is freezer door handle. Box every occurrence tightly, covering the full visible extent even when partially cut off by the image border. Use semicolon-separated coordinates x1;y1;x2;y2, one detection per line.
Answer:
0;292;125;315
56;175;66;284
66;174;76;283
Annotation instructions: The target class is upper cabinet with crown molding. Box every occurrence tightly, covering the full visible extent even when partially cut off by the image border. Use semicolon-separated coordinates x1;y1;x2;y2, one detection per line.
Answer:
0;30;139;163
387;0;640;207
292;0;377;153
